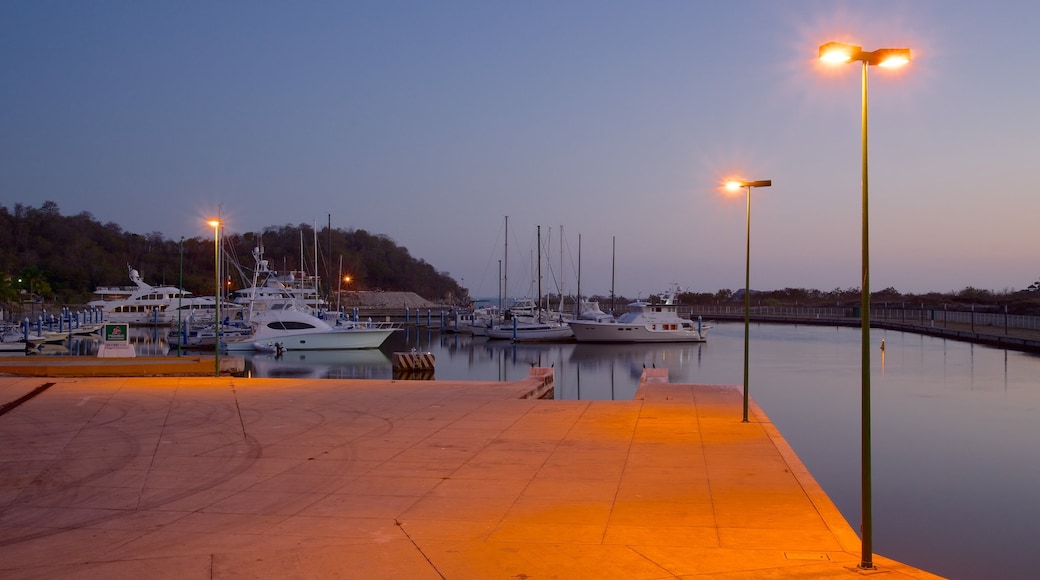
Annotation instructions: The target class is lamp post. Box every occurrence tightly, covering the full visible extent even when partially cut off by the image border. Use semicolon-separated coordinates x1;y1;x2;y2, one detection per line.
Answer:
819;40;910;570
726;179;772;423
178;237;184;357
208;220;221;376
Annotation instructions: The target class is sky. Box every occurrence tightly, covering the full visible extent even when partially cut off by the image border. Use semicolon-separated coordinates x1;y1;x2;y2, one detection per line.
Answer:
3;0;1039;300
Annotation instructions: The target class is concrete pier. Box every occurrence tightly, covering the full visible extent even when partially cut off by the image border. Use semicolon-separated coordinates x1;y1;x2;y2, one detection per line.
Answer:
0;369;941;579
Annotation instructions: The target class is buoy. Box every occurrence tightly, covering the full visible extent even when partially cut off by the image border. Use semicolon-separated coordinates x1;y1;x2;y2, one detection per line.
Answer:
880;339;886;351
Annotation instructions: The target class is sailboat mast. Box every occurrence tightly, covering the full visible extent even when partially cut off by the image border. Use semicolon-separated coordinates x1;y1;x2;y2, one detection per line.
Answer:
611;236;616;314
504;216;509;309
313;220;318;307
536;225;542;318
577;233;582;317
559;224;564;313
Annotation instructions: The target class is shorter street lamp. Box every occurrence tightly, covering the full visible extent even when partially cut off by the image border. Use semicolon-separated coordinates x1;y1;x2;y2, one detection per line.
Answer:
726;179;772;423
208;220;221;377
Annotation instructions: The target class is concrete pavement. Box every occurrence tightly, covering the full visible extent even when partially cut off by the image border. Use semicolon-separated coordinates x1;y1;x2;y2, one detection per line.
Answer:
0;369;942;579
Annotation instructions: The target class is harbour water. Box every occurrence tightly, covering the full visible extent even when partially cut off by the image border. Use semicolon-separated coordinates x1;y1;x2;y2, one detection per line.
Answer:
121;322;1040;578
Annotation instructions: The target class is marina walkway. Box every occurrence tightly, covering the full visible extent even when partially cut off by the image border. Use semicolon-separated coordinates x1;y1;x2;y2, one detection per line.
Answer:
0;371;941;579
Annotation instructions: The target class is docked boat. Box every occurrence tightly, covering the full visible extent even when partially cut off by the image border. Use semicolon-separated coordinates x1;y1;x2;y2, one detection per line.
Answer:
447;302;501;335
568;289;708;343
485;226;574;343
88;266;242;326
223;307;398;352
485;318;574;342
230;248;328;315
167;320;254;348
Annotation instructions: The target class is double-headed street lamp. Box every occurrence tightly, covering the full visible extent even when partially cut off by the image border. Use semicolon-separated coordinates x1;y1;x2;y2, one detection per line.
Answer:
819;40;911;571
208;220;221;377
726;179;772;424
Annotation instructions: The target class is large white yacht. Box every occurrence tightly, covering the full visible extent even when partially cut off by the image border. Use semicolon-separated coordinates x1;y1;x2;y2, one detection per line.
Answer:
567;289;708;343
88;266;240;326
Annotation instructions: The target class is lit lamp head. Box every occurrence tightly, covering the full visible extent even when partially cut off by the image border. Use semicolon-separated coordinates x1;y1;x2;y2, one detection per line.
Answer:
819;41;910;67
726;179;772;190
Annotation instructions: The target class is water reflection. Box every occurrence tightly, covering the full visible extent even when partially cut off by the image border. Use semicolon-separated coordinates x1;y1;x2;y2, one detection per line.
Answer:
245;349;391;380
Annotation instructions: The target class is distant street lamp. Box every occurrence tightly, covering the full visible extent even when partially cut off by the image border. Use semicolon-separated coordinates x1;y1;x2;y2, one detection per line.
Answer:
178;237;184;357
208;220;221;376
819;40;911;571
726;179;772;423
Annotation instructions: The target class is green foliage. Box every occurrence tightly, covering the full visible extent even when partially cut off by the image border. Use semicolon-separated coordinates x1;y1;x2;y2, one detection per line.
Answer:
0;201;467;306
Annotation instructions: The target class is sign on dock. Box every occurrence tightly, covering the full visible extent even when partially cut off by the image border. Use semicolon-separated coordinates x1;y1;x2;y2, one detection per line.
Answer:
97;323;136;358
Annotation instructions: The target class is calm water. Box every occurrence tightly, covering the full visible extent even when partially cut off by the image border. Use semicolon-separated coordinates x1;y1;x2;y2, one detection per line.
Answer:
129;322;1039;579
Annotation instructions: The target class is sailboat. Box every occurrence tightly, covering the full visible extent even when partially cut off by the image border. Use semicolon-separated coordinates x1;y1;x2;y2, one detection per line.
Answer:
486;225;574;342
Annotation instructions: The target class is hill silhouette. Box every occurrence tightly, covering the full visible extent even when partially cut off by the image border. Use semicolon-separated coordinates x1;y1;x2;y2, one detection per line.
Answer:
0;201;467;307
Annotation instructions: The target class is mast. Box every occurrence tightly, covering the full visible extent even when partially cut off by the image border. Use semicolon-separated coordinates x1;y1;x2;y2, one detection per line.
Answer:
313;220;319;309
577;233;582;317
560;224;565;313
611;236;616;314
536;225;542;320
337;254;343;312
327;213;332;303
504;216;509;308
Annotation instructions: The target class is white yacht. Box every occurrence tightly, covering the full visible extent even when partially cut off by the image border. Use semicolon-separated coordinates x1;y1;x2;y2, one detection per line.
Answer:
223;247;398;351
568;289;708;343
223;308;397;352
88;266;240;326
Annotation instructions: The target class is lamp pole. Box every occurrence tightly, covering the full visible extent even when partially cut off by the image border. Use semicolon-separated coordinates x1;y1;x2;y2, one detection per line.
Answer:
178;237;184;357
208;220;221;376
726;179;772;423
819;41;910;570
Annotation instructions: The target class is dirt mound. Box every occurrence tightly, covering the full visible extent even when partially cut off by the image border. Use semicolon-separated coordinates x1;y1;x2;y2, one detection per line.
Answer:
341;291;438;309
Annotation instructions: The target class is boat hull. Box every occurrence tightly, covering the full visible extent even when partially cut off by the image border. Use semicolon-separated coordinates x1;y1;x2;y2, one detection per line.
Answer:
486;323;574;342
226;328;396;351
568;321;707;343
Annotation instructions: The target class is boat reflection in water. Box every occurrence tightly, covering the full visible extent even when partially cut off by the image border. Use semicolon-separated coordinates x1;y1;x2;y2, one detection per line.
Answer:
245;349;392;380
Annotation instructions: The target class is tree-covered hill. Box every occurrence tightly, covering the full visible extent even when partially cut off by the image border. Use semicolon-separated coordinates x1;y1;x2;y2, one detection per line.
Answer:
0;201;468;306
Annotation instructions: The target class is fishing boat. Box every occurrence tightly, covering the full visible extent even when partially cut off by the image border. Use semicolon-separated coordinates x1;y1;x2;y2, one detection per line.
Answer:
223;307;398;352
568;288;708;343
223;246;398;351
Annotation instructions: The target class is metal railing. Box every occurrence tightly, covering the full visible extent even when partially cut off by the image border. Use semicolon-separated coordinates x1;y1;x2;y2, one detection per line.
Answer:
688;305;1040;334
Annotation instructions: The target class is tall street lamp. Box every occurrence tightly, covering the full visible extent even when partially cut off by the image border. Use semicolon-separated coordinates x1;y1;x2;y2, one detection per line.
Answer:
726;179;772;423
208;220;221;376
819;40;910;571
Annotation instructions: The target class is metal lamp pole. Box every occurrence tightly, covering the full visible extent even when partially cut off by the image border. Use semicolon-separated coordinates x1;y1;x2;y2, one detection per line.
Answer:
178;237;184;357
819;41;910;570
726;179;772;423
209;220;221;376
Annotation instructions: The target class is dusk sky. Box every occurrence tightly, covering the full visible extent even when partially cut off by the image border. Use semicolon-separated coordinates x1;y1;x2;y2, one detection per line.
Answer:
3;1;1038;299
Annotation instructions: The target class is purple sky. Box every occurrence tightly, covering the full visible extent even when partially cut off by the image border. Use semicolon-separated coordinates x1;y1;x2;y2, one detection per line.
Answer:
3;1;1038;298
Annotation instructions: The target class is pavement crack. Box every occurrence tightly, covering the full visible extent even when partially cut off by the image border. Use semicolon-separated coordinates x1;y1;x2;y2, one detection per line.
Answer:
230;380;249;440
395;519;447;579
0;382;55;417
